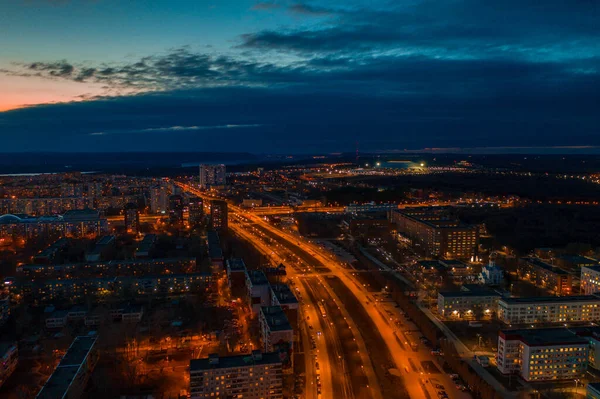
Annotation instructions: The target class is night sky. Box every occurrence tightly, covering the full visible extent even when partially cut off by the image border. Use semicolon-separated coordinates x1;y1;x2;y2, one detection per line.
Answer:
0;0;598;153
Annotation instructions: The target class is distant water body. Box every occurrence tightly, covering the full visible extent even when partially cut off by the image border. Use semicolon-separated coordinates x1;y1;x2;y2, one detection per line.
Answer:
0;171;98;177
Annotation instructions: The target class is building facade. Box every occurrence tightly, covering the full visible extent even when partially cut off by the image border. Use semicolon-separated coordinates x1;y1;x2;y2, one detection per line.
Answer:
189;351;283;399
199;164;226;189
497;328;589;381
390;207;479;259
497;295;600;325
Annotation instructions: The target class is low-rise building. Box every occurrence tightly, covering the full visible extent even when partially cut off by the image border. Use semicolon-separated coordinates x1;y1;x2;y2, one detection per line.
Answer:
122;305;143;323
497;295;600;325
189;351;283;399
518;257;572;295
437;288;500;319
46;310;69;329
36;336;98;399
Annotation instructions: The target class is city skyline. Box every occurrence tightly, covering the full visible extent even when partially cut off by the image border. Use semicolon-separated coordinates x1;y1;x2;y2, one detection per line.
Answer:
0;0;598;153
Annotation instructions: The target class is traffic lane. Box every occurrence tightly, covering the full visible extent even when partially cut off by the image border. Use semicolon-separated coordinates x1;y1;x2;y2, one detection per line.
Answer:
309;279;373;399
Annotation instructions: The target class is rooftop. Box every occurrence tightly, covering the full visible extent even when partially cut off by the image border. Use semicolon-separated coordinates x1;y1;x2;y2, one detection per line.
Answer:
501;327;591;347
190;351;281;372
439;290;500;298
247;269;269;286
270;284;298;305
261;306;292;331
522;257;569;275
227;258;247;272
500;295;600;305
36;336;97;399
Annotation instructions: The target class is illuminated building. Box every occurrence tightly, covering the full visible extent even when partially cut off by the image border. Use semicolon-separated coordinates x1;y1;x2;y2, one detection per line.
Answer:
188;196;204;225
0;209;108;239
437;288;500;319
518;257;572;295
581;266;600;295
210;200;228;230
189;351;283;399
497;328;589;381
13;272;210;304
124;203;140;234
199;164;226;189
150;185;168;214
497;295;600;324
36;336;98;399
0;343;18;388
478;259;504;286
390;207;479;259
17;257;196;279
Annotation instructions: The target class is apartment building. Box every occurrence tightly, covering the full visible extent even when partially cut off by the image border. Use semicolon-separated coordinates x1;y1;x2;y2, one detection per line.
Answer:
246;270;270;314
189;351;283;399
36;336;98;399
581;266;600;295
259;306;293;353
518;257;573;295
390;207;479;259
497;295;600;325
437;288;501;319
497;328;589;381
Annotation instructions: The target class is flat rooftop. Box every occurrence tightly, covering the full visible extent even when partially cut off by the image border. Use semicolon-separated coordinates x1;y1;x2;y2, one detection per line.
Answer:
439;290;500;298
36;336;97;399
227;258;247;272
500;295;600;305
261;306;292;331
501;328;589;347
583;265;600;273
521;257;569;275
247;270;269;286
270;284;298;305
190;352;281;372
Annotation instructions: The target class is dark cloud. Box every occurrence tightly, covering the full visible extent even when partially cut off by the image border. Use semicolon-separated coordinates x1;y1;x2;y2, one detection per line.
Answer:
251;2;280;11
288;3;333;16
1;0;598;152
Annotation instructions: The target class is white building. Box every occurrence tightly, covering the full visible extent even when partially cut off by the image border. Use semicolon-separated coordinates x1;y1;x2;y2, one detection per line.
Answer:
437;289;500;319
478;260;504;286
497;295;600;325
497;328;589;381
581;266;600;295
189;351;283;399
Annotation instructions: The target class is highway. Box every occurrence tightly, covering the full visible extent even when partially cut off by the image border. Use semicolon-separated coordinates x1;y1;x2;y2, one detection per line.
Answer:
230;212;378;399
175;180;468;399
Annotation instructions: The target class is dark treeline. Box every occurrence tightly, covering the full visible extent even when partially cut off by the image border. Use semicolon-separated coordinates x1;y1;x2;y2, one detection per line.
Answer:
456;205;600;254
